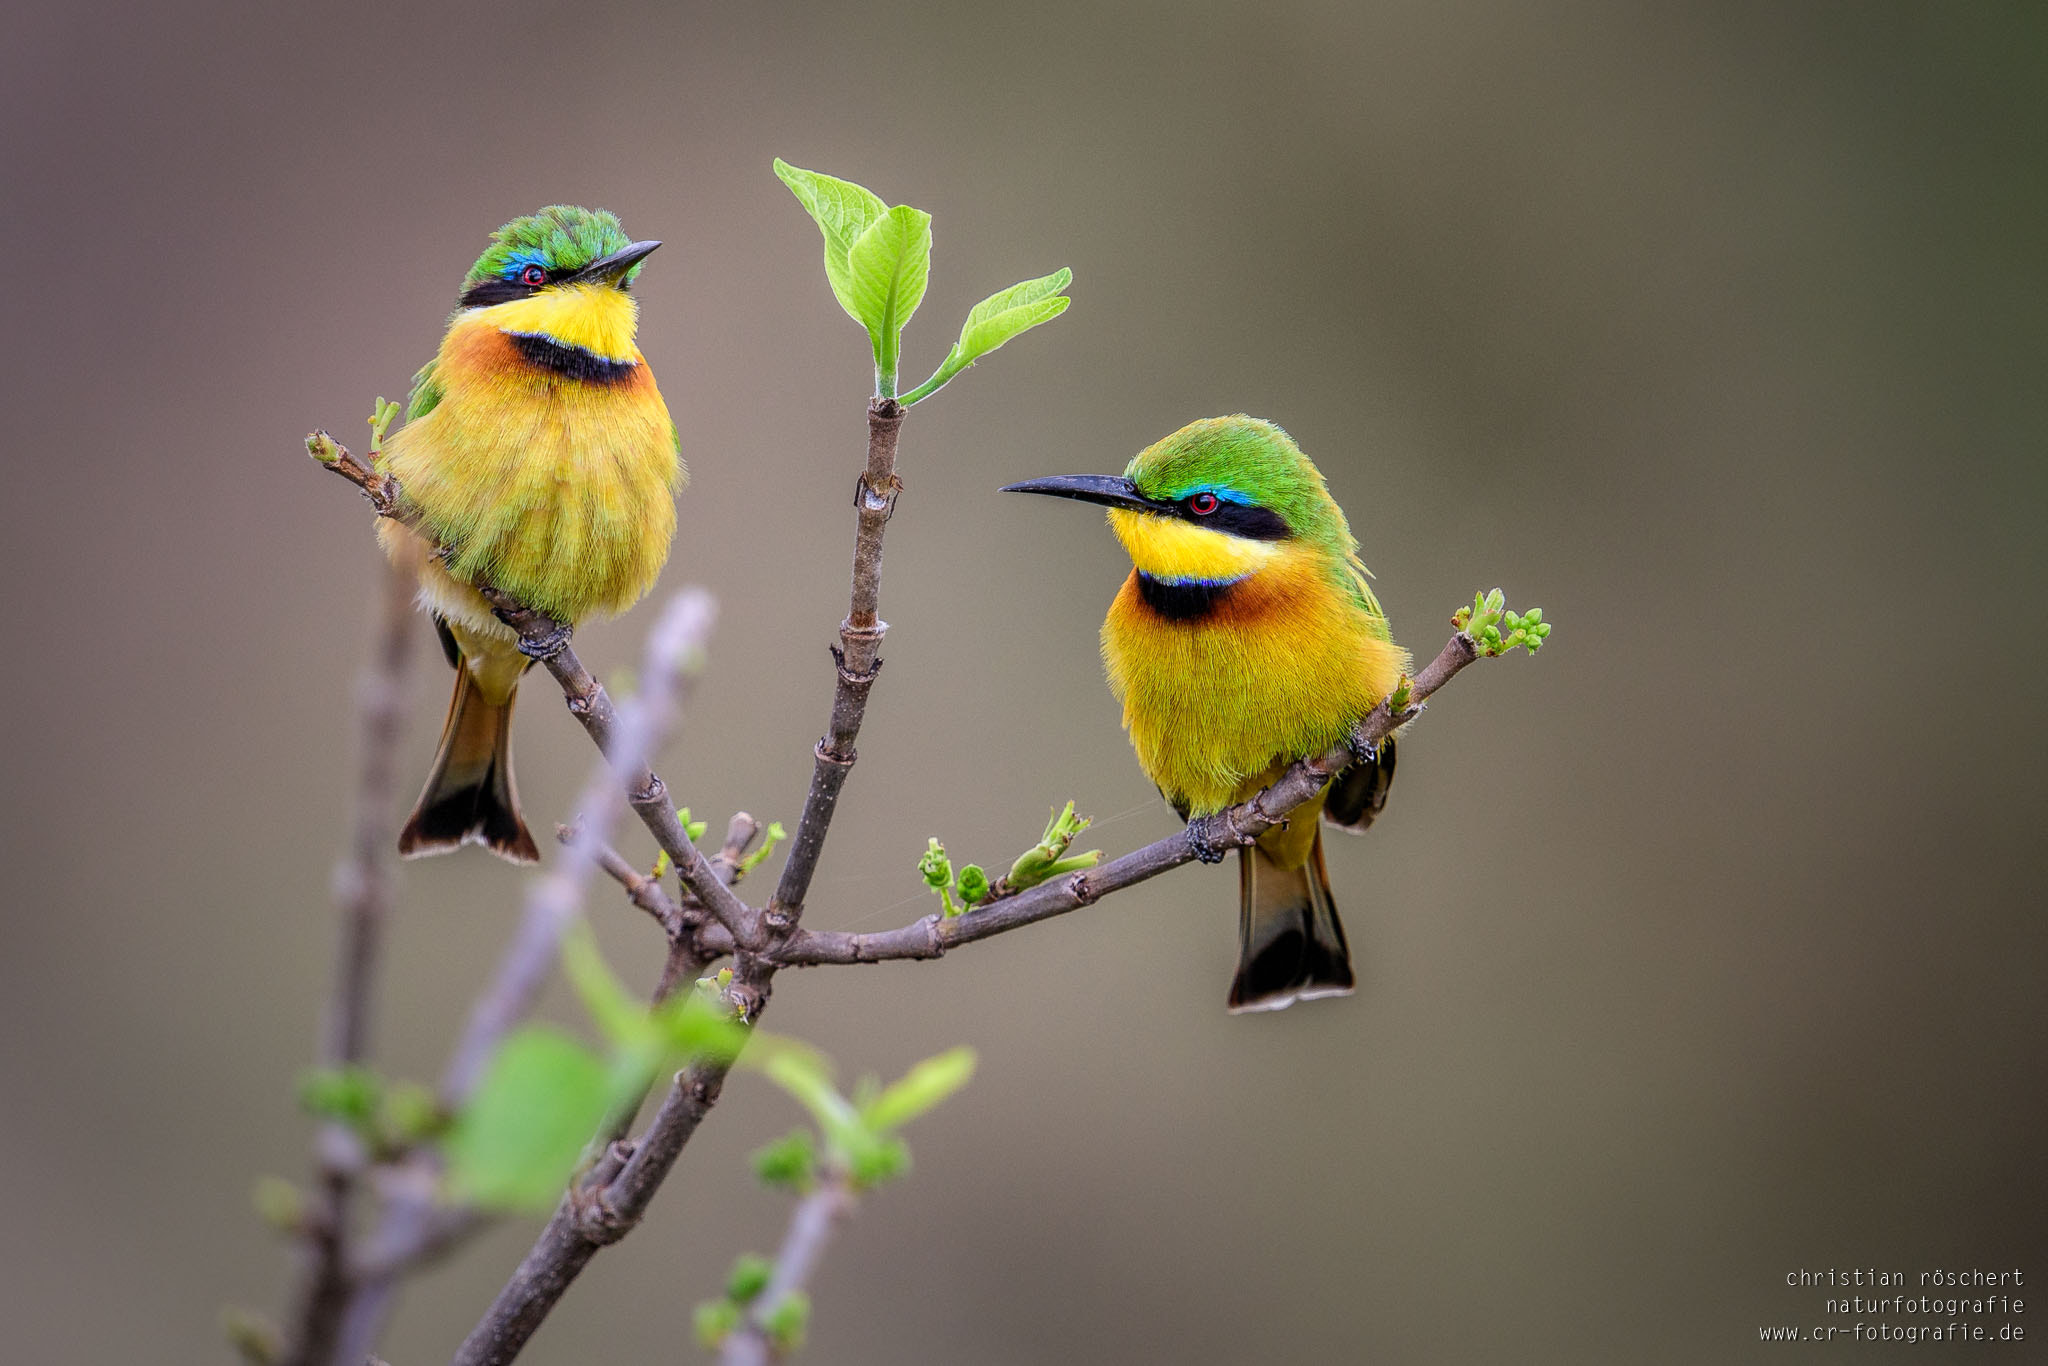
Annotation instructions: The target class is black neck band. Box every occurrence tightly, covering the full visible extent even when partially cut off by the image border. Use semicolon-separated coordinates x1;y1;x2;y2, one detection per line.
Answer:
505;332;639;384
1136;573;1238;621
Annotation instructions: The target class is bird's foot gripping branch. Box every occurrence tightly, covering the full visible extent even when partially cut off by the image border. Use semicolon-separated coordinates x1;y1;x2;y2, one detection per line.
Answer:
268;157;1550;1366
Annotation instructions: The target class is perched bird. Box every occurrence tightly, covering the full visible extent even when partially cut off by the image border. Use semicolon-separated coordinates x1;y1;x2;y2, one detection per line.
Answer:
1004;416;1408;1011
377;206;683;862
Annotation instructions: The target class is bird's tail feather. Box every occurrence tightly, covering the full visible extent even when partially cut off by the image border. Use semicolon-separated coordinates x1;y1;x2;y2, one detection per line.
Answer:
1229;829;1354;1012
398;669;539;864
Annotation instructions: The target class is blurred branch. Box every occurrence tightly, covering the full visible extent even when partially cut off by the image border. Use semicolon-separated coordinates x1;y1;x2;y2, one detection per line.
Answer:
438;588;720;1110
720;1175;856;1366
278;554;417;1366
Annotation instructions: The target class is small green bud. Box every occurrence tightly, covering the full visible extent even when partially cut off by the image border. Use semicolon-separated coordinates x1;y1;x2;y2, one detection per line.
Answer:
306;431;341;464
956;864;990;905
727;1252;775;1304
1040;851;1102;878
367;396;401;455
650;849;673;881
252;1176;303;1233
763;1291;812;1354
850;1135;911;1189
380;1080;443;1145
737;820;788;876
919;838;952;891
693;1298;741;1349
298;1064;380;1127
752;1128;818;1191
675;807;709;843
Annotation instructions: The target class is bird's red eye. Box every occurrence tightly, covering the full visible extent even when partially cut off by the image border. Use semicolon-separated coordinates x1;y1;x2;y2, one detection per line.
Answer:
519;264;547;287
1188;492;1220;515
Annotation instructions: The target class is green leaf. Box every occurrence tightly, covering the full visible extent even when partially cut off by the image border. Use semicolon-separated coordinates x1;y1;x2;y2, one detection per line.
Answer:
958;269;1071;362
902;268;1073;405
649;988;751;1065
773;158;887;327
845;203;934;393
758;1046;862;1151
860;1046;977;1133
560;921;653;1052
444;1026;612;1212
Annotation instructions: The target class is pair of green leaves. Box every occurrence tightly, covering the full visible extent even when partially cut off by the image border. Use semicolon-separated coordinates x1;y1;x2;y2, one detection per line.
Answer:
753;1044;977;1193
773;159;1071;403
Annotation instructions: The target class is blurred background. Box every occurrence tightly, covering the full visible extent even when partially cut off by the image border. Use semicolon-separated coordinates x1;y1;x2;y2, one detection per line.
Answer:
3;2;2043;1362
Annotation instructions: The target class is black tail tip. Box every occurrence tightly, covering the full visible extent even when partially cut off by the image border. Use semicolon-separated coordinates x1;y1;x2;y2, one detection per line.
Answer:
1227;927;1356;1013
398;792;541;865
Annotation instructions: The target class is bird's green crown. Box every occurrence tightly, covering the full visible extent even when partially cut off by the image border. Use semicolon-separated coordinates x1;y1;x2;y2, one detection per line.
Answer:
462;205;640;293
1126;416;1349;552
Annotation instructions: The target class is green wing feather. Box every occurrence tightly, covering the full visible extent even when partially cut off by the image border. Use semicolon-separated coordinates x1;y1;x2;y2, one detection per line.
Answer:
406;357;445;422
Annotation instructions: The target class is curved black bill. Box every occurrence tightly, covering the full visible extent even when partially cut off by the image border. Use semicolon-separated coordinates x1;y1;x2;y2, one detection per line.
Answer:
565;239;662;286
999;474;1167;513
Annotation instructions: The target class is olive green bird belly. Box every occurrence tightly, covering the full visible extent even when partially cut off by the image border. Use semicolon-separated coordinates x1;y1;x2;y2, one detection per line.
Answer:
380;325;680;628
1101;563;1407;818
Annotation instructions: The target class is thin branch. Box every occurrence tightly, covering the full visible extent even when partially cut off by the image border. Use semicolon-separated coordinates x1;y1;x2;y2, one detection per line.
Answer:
567;825;685;939
668;632;1479;969
766;398;905;930
721;1175;857;1366
569;812;763;978
279;553;418;1366
438;589;719;1111
314;435;761;952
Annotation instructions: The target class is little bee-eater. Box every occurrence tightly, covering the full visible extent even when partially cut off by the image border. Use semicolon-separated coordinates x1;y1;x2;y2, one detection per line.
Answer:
378;206;683;863
1005;416;1408;1011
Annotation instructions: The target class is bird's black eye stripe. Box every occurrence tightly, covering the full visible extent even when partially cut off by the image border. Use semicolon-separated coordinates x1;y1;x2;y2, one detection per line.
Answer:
458;276;532;307
1176;496;1290;541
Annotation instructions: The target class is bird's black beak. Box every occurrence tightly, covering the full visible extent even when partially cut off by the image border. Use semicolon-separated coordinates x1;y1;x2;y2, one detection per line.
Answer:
1000;474;1169;514
565;239;662;287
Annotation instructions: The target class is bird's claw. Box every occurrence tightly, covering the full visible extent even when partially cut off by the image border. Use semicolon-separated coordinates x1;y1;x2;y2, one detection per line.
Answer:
1186;814;1237;865
1347;732;1380;765
515;621;573;660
